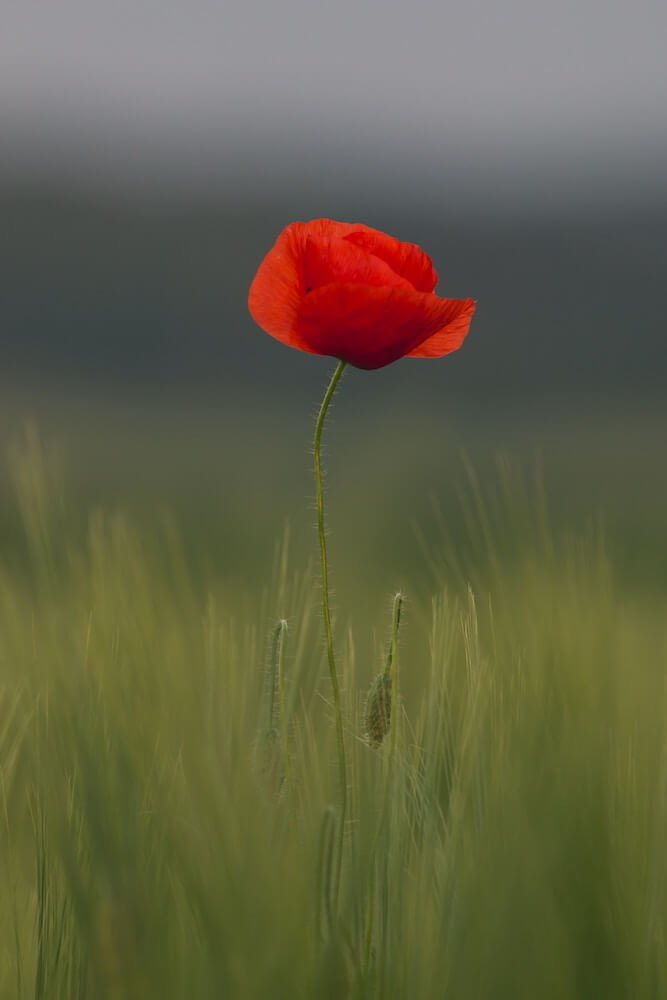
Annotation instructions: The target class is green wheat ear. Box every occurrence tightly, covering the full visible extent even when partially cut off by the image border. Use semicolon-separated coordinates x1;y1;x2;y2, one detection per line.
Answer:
363;672;393;747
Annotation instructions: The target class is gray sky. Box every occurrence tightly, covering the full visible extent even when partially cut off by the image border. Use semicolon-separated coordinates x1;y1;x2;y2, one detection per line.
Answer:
1;0;666;206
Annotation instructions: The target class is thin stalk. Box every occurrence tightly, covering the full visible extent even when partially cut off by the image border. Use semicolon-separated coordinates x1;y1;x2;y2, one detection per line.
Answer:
363;591;404;976
387;592;403;773
313;359;347;905
267;622;281;729
277;619;292;797
316;806;336;943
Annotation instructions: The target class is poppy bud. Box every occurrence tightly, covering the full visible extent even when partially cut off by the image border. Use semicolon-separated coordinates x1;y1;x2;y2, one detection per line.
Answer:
363;671;393;747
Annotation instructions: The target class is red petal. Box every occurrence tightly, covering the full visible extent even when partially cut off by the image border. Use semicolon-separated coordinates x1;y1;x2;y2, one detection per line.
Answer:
295;284;474;370
300;219;364;239
406;298;476;358
248;224;312;351
343;230;438;292
303;235;414;292
247;220;372;349
300;219;437;291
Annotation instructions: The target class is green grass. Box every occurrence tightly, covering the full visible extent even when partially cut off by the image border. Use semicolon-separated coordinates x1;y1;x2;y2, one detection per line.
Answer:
0;424;665;999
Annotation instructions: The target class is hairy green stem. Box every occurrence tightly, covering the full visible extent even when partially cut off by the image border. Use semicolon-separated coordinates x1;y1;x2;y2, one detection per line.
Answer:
313;359;347;905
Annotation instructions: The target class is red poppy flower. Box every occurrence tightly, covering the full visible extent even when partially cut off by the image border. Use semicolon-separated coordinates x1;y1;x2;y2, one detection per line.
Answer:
248;218;476;370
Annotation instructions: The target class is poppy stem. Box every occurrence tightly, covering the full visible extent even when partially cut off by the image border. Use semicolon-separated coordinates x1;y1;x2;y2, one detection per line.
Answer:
313;358;347;905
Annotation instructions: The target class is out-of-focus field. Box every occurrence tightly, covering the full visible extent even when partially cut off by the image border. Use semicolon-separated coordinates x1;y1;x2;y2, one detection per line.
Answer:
1;382;666;607
0;388;665;998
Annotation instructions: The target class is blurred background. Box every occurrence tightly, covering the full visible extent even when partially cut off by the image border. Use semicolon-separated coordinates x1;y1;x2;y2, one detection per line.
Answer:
1;0;666;605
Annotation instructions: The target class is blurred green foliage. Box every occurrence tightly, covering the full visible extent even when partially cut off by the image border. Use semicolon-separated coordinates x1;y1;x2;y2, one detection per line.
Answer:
0;397;665;997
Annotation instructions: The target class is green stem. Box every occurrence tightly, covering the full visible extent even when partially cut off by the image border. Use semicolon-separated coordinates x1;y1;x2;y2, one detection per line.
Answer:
363;591;403;977
316;806;336;942
387;592;403;771
267;621;281;729
277;619;292;798
313;359;347;905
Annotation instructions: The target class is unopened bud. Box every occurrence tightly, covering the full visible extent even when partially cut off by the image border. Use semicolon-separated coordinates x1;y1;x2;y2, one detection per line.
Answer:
363;672;392;747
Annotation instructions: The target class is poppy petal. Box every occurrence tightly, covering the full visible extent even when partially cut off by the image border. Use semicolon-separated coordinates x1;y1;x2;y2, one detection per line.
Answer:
300;219;437;291
247;220;372;348
406;298;476;357
248;224;312;351
303;235;414;292
343;230;438;292
301;219;365;239
295;284;473;370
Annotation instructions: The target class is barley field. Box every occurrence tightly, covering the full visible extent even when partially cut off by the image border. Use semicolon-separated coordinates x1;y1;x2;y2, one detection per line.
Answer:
0;395;665;999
